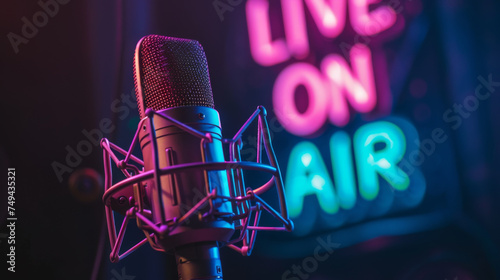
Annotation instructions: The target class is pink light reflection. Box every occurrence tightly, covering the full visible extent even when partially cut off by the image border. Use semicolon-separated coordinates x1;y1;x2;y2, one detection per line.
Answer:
349;0;397;36
322;44;377;126
246;0;290;66
305;0;346;38
282;0;310;58
273;63;328;136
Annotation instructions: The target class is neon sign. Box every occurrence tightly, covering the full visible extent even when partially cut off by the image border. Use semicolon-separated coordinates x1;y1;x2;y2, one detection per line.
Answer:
285;118;426;235
246;0;397;66
245;0;427;239
287;121;410;218
247;0;396;133
273;45;377;135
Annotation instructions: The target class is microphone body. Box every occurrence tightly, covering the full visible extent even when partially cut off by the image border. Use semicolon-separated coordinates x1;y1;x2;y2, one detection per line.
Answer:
139;106;234;249
135;35;231;279
101;34;292;280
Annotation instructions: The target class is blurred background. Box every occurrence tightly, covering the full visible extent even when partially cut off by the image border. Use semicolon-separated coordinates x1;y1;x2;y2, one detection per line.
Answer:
1;0;499;279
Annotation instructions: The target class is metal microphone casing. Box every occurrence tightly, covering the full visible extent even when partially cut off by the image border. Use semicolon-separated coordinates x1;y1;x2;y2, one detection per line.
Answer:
138;105;234;251
101;34;292;280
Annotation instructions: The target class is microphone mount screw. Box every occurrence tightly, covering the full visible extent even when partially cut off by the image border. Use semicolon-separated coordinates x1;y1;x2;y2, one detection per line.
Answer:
118;196;127;205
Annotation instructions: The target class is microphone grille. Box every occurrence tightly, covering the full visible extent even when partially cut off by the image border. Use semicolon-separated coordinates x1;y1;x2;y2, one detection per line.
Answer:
134;35;215;119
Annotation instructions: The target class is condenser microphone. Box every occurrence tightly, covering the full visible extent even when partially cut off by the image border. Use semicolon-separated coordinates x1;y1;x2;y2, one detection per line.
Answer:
134;35;232;279
100;34;292;280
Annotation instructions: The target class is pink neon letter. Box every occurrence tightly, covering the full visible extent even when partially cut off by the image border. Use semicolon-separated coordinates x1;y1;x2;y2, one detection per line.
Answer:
305;0;346;38
321;44;377;126
246;0;290;66
273;63;328;136
349;0;397;36
281;0;310;58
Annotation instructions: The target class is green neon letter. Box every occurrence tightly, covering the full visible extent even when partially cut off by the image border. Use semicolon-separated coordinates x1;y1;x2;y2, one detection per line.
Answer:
285;142;338;217
330;131;357;209
354;121;409;200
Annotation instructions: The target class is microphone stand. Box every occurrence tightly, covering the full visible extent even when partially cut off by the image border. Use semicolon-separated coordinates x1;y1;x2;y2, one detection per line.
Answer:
174;242;223;279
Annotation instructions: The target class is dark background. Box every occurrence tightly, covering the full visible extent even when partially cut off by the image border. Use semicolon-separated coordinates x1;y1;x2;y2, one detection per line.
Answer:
1;0;499;279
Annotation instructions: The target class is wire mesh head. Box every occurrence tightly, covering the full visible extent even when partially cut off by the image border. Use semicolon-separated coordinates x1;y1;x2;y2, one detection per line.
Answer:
134;35;215;119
